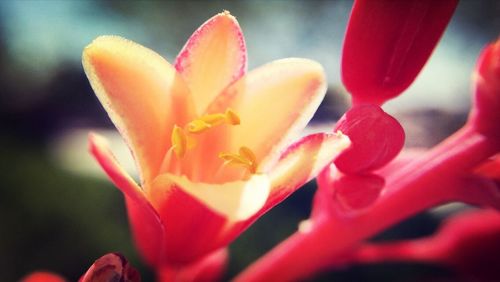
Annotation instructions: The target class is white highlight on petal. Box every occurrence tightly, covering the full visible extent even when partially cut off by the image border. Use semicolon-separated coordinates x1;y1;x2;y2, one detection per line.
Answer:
154;173;270;221
298;219;313;234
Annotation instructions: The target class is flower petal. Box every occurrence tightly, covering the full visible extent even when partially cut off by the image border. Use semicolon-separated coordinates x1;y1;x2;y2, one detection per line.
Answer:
175;11;247;115
202;58;327;180
147;174;269;263
88;133;165;267
83;36;194;184
266;132;350;209
151;173;270;222
217;133;350;250
158;248;228;282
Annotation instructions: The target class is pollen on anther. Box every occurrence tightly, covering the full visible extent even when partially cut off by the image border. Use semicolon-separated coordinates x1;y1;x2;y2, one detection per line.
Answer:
218;146;257;174
187;119;212;133
239;146;256;173
171;125;187;157
225;108;240;125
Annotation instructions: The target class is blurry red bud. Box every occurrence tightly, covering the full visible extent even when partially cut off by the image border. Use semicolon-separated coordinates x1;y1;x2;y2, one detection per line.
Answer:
334;173;384;214
434;210;500;281
341;210;500;281
342;0;457;105
80;253;140;282
334;105;405;174
20;272;66;282
469;40;500;138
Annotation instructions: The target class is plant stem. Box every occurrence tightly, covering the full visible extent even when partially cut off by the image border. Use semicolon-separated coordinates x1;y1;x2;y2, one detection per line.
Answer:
235;124;499;281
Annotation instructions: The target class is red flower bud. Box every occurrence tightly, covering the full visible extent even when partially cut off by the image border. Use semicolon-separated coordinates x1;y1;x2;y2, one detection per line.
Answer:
334;105;405;173
333;173;384;214
469;40;500;138
79;253;140;282
342;0;457;105
20;272;66;282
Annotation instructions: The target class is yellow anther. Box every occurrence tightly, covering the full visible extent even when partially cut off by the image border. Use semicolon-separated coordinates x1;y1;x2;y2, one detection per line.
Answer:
239;146;256;172
187;119;212;133
171;109;242;159
186;109;240;134
171;125;187;158
219;152;252;166
218;146;257;174
225;108;240;125
200;113;227;126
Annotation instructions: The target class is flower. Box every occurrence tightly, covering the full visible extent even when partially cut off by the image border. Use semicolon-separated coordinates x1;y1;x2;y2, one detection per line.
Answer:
83;11;349;268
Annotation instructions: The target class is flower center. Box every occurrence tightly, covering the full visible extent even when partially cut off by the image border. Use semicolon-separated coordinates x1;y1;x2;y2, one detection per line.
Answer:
169;109;258;174
187;109;240;133
219;146;257;174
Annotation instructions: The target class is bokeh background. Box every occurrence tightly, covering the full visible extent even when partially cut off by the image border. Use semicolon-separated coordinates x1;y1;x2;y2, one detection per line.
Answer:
0;1;499;281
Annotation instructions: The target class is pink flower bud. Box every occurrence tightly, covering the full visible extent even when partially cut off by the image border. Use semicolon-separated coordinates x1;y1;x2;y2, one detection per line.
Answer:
79;253;140;282
333;173;384;214
342;0;457;105
20;272;66;282
334;105;405;173
470;40;500;137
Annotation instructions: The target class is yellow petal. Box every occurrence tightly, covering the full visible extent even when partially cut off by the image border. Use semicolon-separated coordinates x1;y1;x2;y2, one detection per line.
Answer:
175;11;247;115
83;36;194;184
206;58;327;173
150;173;270;221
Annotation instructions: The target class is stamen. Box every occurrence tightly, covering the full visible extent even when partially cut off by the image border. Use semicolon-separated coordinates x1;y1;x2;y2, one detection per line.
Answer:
187;119;212;133
239;146;257;173
225;108;240;125
186;108;240;134
219;152;252;166
171;125;187;157
218;146;258;174
169;109;242;159
200;113;227;126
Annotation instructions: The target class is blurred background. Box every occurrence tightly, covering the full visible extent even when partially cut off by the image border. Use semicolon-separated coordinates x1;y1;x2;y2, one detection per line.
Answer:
0;0;499;281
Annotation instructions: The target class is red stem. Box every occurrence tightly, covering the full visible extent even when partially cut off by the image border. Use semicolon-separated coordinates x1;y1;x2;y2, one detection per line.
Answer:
339;239;442;266
235;124;500;281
